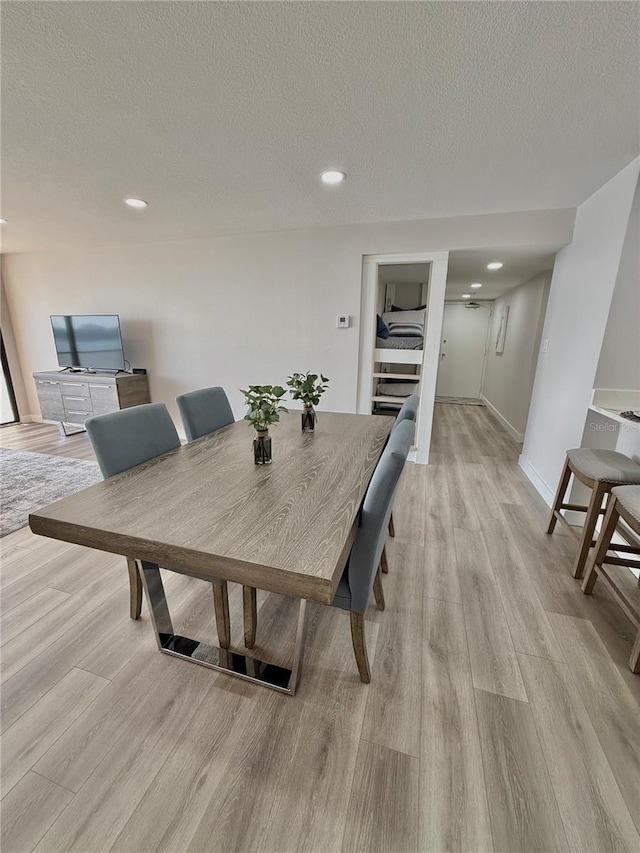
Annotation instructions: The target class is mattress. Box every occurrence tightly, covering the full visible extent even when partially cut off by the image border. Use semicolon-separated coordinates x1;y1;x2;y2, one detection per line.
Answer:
376;336;423;350
377;382;420;397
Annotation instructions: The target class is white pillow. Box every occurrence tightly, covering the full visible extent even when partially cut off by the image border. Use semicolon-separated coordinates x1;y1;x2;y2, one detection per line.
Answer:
382;309;426;327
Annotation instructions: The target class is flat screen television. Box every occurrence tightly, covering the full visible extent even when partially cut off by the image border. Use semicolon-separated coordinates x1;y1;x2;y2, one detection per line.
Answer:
51;314;125;371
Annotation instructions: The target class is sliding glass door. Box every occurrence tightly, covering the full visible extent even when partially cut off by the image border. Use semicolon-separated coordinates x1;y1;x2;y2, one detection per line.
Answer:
1;335;18;425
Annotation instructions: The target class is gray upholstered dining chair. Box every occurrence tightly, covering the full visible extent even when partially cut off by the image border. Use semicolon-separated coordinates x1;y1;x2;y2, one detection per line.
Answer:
175;386;258;649
387;393;419;544
243;419;414;682
392;394;419;432
85;402;232;649
175;386;235;442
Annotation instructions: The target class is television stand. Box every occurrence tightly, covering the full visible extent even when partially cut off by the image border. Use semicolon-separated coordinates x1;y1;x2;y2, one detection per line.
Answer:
33;369;151;435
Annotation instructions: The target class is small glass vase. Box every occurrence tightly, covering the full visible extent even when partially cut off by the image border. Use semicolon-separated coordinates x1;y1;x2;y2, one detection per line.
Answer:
253;430;272;464
301;405;316;432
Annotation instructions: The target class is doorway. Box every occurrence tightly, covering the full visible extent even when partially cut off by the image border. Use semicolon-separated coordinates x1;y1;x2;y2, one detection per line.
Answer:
358;251;449;464
436;302;492;401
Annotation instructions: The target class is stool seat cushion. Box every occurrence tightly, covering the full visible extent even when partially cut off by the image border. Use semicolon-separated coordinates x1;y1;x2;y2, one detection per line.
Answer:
566;448;640;485
612;485;640;527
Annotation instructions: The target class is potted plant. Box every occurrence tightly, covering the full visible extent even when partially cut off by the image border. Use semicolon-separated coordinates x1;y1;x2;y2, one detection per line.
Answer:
286;372;330;432
240;384;288;464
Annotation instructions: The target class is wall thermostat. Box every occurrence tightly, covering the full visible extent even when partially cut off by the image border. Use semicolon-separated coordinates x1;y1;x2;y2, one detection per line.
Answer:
336;315;351;328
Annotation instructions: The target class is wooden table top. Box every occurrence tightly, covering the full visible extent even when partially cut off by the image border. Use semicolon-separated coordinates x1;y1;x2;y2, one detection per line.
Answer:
29;411;392;604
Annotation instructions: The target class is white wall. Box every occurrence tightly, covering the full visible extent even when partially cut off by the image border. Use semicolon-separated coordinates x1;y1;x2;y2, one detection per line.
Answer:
594;175;640;391
378;263;428;312
481;271;551;441
520;158;640;503
1;208;574;434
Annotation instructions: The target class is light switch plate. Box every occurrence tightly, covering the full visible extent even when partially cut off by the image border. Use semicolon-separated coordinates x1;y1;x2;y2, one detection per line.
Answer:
337;315;350;328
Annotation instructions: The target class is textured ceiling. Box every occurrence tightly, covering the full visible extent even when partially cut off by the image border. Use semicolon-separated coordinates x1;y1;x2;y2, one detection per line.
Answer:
1;1;638;253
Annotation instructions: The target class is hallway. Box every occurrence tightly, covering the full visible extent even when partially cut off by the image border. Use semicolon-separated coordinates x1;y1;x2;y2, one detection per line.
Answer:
1;404;639;852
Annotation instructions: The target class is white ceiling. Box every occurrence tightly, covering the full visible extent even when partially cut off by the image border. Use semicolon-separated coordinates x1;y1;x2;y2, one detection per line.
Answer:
1;2;638;254
379;264;430;288
445;248;558;300
376;250;558;301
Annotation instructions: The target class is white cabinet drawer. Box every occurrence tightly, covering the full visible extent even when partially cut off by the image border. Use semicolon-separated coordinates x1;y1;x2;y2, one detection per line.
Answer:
59;380;90;395
62;394;91;408
63;408;93;425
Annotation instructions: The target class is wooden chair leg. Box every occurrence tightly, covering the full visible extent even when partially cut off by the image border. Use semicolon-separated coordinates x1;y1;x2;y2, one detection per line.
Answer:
242;585;257;649
373;566;386;611
630;631;640;674
349;612;371;683
547;457;571;534
582;500;620;594
572;482;607;579
581;557;600;595
127;558;143;620
212;581;230;649
388;512;396;538
381;545;389;574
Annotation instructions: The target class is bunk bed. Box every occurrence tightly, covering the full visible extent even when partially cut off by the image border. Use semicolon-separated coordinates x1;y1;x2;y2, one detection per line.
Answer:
372;308;424;411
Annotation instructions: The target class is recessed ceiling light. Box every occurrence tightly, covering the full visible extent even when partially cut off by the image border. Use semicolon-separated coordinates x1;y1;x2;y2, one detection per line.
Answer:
321;171;346;185
0;218;7;225
124;198;148;209
462;294;471;299
470;282;482;289
487;261;503;270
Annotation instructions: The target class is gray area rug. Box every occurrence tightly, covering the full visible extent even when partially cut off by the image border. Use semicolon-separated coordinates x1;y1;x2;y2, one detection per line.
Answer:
0;447;101;537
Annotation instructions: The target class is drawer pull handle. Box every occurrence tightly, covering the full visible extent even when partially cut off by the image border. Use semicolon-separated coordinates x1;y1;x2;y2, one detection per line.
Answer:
89;385;115;390
66;410;91;416
65;396;87;401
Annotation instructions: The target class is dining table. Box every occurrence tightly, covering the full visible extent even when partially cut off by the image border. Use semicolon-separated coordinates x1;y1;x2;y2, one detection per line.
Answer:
29;410;392;694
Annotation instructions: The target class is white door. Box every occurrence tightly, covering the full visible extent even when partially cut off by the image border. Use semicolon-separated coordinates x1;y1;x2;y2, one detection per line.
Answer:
436;303;491;399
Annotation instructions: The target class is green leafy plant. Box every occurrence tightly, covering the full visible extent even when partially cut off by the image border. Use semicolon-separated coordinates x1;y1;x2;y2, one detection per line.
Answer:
286;372;330;408
240;385;288;432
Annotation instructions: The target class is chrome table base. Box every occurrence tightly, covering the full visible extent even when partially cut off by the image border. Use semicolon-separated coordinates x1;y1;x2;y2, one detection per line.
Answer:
140;561;308;695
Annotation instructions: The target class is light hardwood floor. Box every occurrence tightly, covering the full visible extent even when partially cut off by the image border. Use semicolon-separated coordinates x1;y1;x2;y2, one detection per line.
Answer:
1;407;639;853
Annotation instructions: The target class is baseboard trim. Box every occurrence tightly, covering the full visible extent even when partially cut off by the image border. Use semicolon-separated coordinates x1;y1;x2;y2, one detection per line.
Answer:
518;454;554;507
15;416;64;426
480;396;525;443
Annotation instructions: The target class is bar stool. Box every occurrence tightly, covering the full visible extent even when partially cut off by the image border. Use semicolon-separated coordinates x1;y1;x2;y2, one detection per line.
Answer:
547;448;640;579
582;485;640;673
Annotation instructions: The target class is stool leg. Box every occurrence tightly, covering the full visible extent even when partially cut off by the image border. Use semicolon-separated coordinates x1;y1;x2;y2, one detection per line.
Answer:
582;499;619;594
547;457;571;535
572;481;607;579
